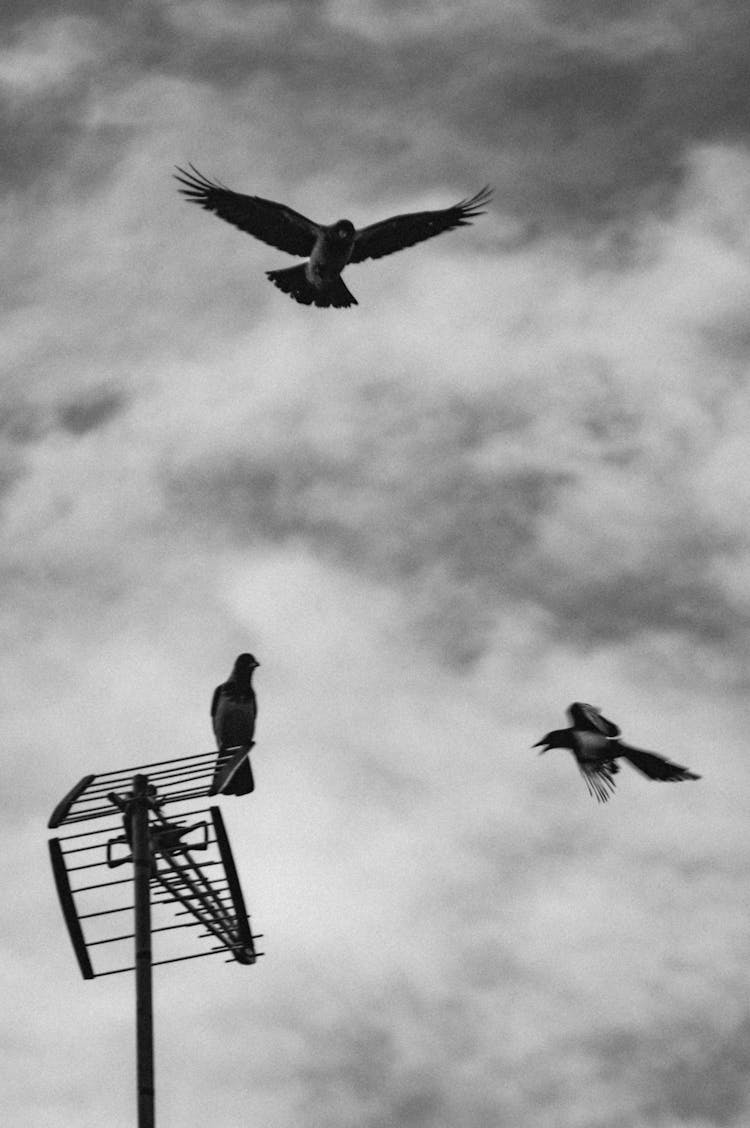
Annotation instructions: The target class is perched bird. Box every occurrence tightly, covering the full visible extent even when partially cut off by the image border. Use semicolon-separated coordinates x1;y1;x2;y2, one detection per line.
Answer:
211;653;260;796
533;702;701;803
174;165;492;308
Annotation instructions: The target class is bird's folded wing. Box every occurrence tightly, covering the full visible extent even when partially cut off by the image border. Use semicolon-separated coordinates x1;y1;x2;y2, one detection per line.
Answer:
619;744;701;781
349;186;492;263
175;165;319;256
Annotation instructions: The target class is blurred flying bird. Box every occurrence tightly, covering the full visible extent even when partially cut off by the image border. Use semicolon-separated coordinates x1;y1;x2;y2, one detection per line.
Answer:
533;702;701;803
174;165;492;308
211;653;260;796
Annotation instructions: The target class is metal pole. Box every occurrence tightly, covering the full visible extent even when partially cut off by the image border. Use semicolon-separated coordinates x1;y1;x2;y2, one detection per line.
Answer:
132;774;155;1128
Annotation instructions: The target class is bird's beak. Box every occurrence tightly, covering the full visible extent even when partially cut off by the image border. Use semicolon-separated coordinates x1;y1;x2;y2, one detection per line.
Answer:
532;739;548;754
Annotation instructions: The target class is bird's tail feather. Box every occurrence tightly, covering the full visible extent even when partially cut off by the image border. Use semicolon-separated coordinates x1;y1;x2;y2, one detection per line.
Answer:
266;265;357;308
620;744;701;782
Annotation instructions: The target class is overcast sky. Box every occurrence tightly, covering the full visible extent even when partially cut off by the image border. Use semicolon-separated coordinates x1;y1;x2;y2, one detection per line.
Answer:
3;1;750;1126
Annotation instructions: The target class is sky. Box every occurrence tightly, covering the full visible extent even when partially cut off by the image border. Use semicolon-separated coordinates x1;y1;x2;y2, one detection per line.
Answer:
2;0;750;1125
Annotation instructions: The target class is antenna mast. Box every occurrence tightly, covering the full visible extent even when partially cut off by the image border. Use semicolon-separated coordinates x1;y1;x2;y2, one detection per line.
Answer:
48;745;261;1126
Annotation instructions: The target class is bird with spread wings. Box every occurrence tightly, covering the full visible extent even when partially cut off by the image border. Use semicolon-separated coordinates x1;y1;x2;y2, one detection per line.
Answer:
175;165;492;308
533;702;701;803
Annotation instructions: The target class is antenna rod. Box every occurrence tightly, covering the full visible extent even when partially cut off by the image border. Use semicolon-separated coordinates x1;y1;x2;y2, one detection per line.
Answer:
132;774;155;1128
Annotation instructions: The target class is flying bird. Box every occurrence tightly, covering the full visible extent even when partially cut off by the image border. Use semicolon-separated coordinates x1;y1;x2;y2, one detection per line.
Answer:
211;653;260;796
533;702;701;803
174;165;492;308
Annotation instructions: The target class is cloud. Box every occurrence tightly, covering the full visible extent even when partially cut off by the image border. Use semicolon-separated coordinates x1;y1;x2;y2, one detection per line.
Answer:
56;387;127;434
0;16;102;96
6;1;750;222
163;315;749;670
3;5;750;1126
4;130;750;684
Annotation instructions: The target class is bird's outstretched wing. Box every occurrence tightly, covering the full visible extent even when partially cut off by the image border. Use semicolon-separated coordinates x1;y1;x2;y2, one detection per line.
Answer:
349;186;492;264
175;165;320;257
568;702;621;738
578;760;619;803
619;745;701;782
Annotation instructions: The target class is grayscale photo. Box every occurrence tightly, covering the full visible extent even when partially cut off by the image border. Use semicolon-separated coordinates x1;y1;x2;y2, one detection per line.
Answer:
2;3;749;1126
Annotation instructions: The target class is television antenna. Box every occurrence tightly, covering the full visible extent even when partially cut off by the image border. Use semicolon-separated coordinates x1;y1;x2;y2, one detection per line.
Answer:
48;745;261;1127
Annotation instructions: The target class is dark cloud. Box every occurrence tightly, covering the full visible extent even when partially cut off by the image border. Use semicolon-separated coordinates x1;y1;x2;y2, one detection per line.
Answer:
0;454;25;506
656;1019;750;1124
0;390;126;519
6;2;750;224
3;101;85;192
589;1016;750;1125
164;389;556;661
165;380;745;663
0;399;44;444
0;401;45;507
548;558;739;643
56;387;126;434
165;1;750;227
225;969;750;1128
2;0;121;26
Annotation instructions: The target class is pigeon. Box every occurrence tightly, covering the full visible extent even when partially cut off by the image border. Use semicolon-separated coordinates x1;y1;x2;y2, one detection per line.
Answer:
211;653;260;796
533;702;701;802
174;165;492;308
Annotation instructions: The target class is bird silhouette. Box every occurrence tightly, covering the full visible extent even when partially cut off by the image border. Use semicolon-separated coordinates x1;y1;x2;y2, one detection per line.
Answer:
211;653;259;796
175;165;492;308
534;702;701;802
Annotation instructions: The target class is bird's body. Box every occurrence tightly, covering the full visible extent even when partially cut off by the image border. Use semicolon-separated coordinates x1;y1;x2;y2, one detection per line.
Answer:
534;702;700;802
211;682;257;749
174;165;491;308
211;653;259;796
266;220;357;307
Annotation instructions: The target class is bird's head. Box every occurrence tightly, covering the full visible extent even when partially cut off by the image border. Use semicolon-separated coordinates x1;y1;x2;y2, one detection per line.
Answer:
234;653;260;674
533;732;553;754
532;729;569;754
334;219;355;241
